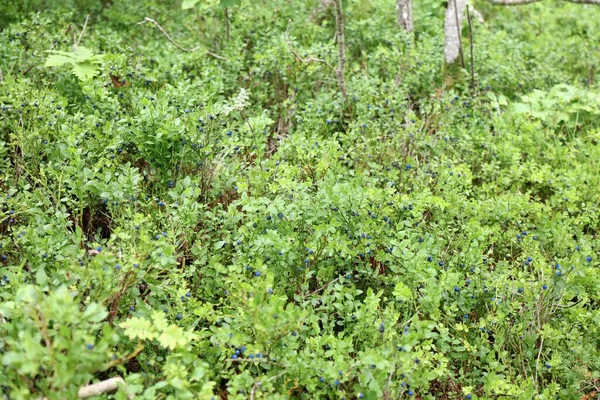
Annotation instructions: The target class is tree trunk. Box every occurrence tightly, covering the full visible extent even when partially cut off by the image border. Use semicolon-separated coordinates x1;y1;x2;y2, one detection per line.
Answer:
444;0;467;65
443;0;467;87
333;0;347;99
396;0;413;32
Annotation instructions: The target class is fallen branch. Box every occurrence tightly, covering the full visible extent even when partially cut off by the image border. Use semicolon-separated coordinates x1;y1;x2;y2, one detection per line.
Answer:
138;17;200;51
137;17;228;61
78;377;131;399
285;21;335;72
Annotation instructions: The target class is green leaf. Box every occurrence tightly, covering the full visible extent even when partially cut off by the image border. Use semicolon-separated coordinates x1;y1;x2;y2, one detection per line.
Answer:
157;325;190;349
219;0;241;7
182;0;201;9
82;303;108;323
72;62;100;80
120;317;157;340
45;54;76;67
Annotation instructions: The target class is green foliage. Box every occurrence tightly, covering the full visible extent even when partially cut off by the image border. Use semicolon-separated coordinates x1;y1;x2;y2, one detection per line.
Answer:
45;46;103;80
0;1;599;399
182;0;242;10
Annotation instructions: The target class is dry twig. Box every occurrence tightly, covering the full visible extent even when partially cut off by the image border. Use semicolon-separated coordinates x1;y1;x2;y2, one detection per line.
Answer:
137;17;227;60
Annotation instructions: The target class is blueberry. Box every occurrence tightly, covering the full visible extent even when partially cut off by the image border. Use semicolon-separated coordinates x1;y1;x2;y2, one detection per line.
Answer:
291;331;297;336
8;210;14;215
319;377;325;383
427;256;433;262
115;264;121;270
454;286;461;293
408;390;414;396
266;215;271;221
277;212;284;219
466;395;472;400
542;284;548;290
379;322;385;333
176;314;182;320
86;344;94;350
185;292;191;297
518;288;524;293
586;256;592;262
254;271;261;277
555;263;561;269
231;354;238;360
334;379;340;386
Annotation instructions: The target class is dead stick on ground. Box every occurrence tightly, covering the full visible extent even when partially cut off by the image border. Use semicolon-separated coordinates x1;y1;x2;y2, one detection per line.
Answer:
138;17;200;51
78;377;132;399
285;21;335;72
137;17;227;61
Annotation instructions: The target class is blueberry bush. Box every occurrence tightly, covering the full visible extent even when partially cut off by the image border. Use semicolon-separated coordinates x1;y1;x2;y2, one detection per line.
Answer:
0;1;599;399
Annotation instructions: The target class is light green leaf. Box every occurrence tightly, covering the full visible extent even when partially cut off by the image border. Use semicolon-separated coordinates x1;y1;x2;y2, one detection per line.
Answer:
219;0;241;7
45;54;76;67
157;325;190;349
72;62;100;80
120;317;157;340
182;0;201;9
82;303;108;323
73;46;94;61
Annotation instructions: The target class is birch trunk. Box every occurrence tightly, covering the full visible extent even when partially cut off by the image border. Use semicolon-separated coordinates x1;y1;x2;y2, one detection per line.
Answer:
396;0;413;32
333;0;347;99
444;0;467;65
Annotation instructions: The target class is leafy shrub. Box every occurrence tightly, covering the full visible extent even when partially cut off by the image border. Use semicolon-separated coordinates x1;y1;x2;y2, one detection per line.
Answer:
0;1;599;399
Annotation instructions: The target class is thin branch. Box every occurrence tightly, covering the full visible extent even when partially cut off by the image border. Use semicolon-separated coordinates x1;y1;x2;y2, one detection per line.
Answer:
74;14;89;51
138;17;228;60
250;381;259;400
466;5;476;92
303;277;341;299
138;17;200;52
225;7;231;41
534;336;544;387
285;22;336;72
207;51;228;61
